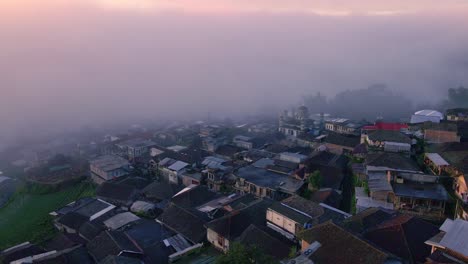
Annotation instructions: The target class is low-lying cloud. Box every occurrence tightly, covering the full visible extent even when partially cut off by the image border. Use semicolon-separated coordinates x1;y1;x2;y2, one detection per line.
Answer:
1;0;467;146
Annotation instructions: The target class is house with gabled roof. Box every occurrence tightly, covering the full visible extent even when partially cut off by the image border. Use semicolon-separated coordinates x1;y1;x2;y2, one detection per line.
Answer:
295;221;400;264
265;195;350;240
425;218;468;263
205;199;274;252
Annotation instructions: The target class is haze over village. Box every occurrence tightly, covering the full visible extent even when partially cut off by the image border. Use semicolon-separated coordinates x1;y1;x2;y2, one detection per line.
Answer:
1;1;468;264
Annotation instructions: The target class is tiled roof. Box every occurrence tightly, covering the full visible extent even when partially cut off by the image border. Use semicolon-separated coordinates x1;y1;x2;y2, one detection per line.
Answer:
364;215;439;263
205;199;273;240
325;132;361;148
237;224;292;260
344;208;395;234
366;152;421;172
171;185;219;209
157;205;207;244
367;130;411;144
142;182;183;202
96;182;138;206
298;221;391;264
87;231;143;262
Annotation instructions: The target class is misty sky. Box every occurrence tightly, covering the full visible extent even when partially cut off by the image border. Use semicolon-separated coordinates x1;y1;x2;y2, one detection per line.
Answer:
1;0;468;145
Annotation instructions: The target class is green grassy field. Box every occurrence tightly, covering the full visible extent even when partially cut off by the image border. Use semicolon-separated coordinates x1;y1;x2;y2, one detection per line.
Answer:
0;182;96;250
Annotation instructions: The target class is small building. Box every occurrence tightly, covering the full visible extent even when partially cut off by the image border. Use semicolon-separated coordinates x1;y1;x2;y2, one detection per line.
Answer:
158;157;189;184
424;153;450;175
52;198;116;234
233;166;304;200
324;118;363;135
96;182;139;208
103;212;140;231
142;181;183;204
86;230;144;262
90;155;130;184
366;152;422;174
266;195;350;240
296;221;397;264
424;122;461;144
362;130;412;153
446;108;468;122
116;138;156;160
236;224;292;260
233;135;254;149
363;215;439;264
182;171;203;187
322;132;360;155
393;182;448;221
425;218;468;263
205;199;273;252
157;204;208;245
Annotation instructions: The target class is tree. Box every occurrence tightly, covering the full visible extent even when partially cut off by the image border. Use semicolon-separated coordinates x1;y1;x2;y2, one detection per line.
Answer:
308;170;322;190
216;242;278;264
446;86;468;108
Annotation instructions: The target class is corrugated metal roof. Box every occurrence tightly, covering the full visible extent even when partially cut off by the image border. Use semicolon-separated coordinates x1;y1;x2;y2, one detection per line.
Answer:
168;161;189;172
425;153;450;166
439;219;468;256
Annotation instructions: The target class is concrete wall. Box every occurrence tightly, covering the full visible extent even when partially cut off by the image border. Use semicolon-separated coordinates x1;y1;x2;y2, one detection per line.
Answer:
425;130;460;143
266;209;297;235
207;228;229;252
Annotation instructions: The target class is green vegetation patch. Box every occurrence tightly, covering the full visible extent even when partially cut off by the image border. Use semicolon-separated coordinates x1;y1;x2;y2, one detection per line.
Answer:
0;181;95;250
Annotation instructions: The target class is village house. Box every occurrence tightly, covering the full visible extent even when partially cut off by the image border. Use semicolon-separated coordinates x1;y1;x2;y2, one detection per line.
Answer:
392;181;448;221
90;155;130;184
116;138;157;160
426;142;468;219
205;199;273;252
321;132;361;155
363;165;449;221
424;153;450;175
446;108;468;122
278;106;312;138
51;197;116;234
423;122;461;143
236;224;292;260
96;182;140;208
362;130;412;153
265;195;350;240
182;170;203;187
142;181;183;204
86;230;144;262
363;214;440;263
425;218;468;263
158;157;190;184
324;118;364;135
233;165;304;200
295;221;399;264
305;151;350;191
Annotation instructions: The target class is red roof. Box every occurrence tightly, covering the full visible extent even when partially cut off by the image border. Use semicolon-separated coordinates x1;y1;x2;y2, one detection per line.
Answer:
363;122;408;131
